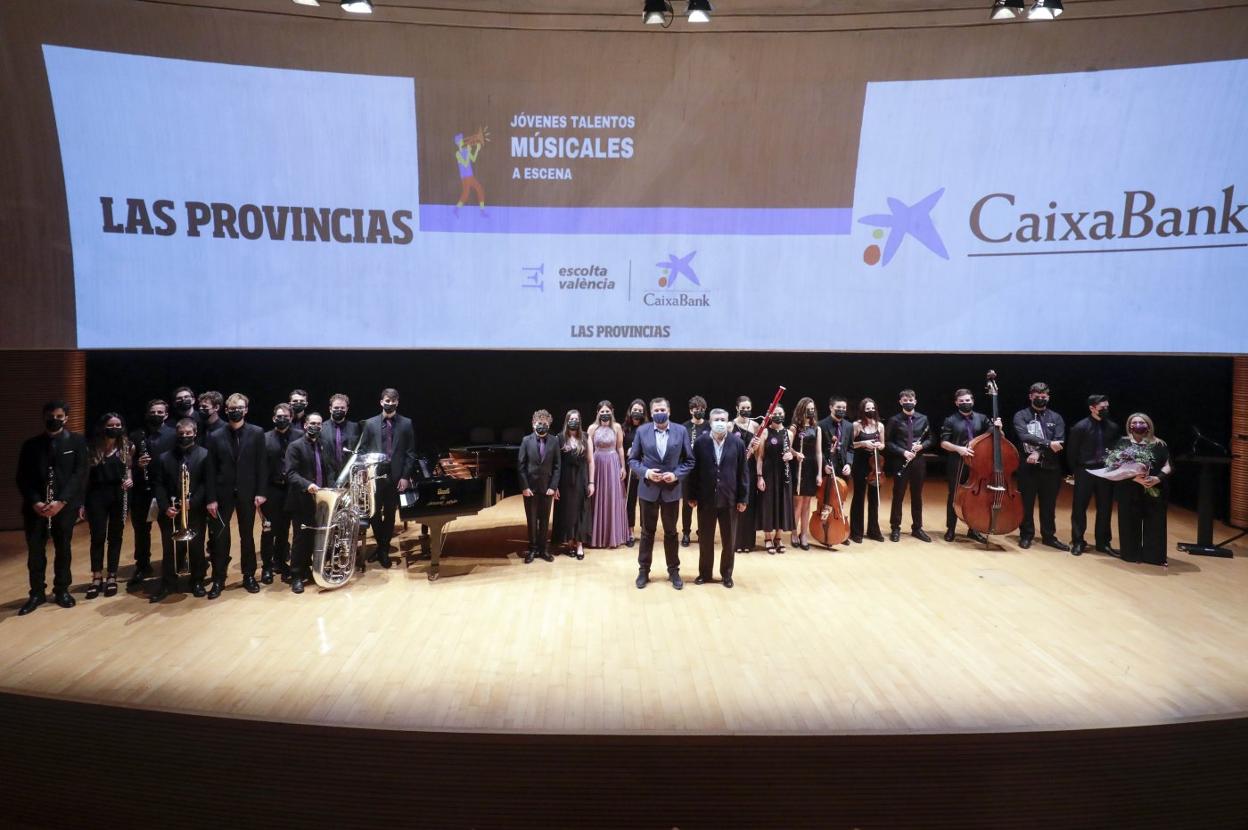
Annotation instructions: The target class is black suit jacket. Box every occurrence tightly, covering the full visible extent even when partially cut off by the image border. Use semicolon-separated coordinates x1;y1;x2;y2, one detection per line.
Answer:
207;423;267;507
1066;416;1119;470
1012;406;1067;471
262;427;302;502
323;418;362;466
283;436;341;515
153;445;215;513
686;432;749;508
359;414;416;483
129;423;176;491
884;411;934;474
817;416;855;473
16;430;89;512
517;432;562;493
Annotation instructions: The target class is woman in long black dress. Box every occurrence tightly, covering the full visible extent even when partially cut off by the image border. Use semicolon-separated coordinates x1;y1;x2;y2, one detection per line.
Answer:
1113;412;1172;567
551;410;592;559
731;395;759;552
755;405;795;553
621;399;647;548
82;413;133;599
850;398;886;543
788;397;823;550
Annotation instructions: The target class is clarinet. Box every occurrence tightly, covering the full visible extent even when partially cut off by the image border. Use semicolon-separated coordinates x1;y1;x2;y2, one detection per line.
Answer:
120;440;130;521
45;464;55;531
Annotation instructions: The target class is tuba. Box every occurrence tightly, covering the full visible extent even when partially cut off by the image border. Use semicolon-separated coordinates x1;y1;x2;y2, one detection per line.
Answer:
308;438;387;590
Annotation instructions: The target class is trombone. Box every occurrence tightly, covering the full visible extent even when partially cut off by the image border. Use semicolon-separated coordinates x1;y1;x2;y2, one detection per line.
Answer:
171;461;196;573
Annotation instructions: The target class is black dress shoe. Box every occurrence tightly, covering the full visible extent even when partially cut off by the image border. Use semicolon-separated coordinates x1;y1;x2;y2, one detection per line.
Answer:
912;529;932;543
625;536;635;548
969;530;988;544
18;594;46;616
722;578;734;589
191;582;207;598
680;532;691;547
1042;538;1070;552
376;553;393;569
524;551;535;564
53;591;76;609
539;552;554;562
694;576;708;585
243;576;260;594
127;566;153;587
635;572;648;589
850;534;863;544
943;529;956;542
1096;545;1120;558
888;529;901;542
148;587;170;604
260;569;274;585
206;582;223;600
669;572;684;590
1070;541;1085;556
867;531;886;543
291;578;305;594
1019;537;1033;549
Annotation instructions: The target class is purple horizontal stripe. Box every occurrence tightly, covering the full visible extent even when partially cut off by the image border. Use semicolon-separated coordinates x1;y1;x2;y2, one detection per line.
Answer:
418;205;853;236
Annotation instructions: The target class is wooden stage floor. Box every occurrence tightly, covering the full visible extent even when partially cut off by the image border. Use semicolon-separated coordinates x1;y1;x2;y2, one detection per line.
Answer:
1;486;1245;736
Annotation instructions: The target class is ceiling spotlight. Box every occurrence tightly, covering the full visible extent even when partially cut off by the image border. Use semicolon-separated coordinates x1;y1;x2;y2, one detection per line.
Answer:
1027;0;1064;20
340;0;373;13
687;0;713;23
643;0;672;25
988;0;1024;20
292;0;320;6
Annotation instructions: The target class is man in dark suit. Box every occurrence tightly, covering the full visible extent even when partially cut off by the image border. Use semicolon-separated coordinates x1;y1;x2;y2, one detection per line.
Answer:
1011;382;1068;551
516;409;561;563
818;395;854;484
938;388;996;543
686;408;748;588
627;397;695;590
325;393;361;467
358;388;416;568
206;392;268;597
149;418;215;603
885;389;935;543
285;412;341;594
1066;394;1118;556
127;398;177;586
16;400;89;615
260;403;302;583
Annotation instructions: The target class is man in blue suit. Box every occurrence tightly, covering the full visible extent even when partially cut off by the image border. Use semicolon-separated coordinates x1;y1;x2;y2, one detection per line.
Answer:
686;409;749;589
627;397;695;590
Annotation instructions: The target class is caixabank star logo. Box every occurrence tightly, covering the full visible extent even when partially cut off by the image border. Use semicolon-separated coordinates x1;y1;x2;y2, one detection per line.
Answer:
857;187;950;266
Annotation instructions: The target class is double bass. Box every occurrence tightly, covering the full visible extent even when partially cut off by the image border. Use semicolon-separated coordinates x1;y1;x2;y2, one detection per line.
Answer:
810;434;850;547
954;370;1024;538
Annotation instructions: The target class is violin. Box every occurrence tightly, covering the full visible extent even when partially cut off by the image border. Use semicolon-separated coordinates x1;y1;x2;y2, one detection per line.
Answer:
954;370;1024;538
810;434;851;547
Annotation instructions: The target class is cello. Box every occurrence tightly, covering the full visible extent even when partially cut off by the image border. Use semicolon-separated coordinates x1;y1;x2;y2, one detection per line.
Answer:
954;370;1024;539
810;433;851;547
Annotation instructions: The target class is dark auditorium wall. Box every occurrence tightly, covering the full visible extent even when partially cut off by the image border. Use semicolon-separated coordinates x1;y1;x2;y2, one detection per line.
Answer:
2;0;1248;347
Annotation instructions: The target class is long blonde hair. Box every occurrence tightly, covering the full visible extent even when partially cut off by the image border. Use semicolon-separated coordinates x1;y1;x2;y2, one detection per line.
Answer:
1126;412;1163;445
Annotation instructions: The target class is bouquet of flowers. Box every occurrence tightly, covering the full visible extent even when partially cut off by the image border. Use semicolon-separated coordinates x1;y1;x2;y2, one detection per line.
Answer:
1089;443;1160;496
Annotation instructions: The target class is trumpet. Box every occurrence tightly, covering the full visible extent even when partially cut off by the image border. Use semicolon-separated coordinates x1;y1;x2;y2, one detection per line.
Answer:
172;461;196;543
462;126;490;148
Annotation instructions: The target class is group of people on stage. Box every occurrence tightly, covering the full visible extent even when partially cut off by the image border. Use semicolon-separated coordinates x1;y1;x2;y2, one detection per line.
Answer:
15;381;1173;614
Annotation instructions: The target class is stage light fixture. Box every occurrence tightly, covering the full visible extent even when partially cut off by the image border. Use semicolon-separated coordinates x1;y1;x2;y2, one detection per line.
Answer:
340;0;373;13
644;0;672;25
292;0;320;6
989;0;1025;20
1027;0;1064;19
687;0;713;23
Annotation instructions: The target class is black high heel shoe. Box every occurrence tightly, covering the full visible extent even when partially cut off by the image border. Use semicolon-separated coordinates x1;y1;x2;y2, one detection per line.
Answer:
85;578;103;600
103;574;119;597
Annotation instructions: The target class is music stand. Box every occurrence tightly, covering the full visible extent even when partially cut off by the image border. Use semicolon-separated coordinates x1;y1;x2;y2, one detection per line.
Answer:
1176;432;1239;558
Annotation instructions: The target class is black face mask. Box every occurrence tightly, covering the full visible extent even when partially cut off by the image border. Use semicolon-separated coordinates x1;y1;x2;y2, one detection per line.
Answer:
833;408;847;419
174;400;193;414
770;415;784;424
864;410;877;419
630;412;643;422
1094;408;1109;420
598;413;611;423
290;402;307;414
225;410;245;423
330;411;347;423
274;417;291;429
691;409;705;420
305;425;322;438
105;426;124;438
1032;397;1049;409
957;402;974;414
568;420;581;430
535;424;549;435
901;402;916;413
381;403;397;414
738;409;752;418
45;417;64;433
199;408;213;420
146;414;165;429
177;435;196;448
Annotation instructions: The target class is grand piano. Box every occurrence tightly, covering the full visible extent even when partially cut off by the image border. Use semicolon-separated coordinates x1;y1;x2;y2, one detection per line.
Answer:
398;445;518;581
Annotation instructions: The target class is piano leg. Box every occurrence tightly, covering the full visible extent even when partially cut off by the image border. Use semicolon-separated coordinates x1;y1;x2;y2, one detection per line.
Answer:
424;517;454;582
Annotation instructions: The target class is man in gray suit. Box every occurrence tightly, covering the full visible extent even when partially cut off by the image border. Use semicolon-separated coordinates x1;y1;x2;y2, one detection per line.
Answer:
627;397;695;590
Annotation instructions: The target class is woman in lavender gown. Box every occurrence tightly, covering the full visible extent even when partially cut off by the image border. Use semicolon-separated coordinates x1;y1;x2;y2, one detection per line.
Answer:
590;400;629;549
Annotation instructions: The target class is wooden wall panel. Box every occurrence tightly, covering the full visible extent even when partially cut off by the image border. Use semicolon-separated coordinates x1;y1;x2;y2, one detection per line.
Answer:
1232;356;1248;528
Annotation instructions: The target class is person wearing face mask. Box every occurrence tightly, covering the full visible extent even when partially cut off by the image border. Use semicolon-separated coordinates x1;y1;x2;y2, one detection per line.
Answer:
205;393;268;597
518;409;562;563
788;397;824;550
167;386;197;428
1112;413;1172;567
551;410;592;559
850;398;886;544
127;398;176;587
196;391;227;446
627;397;694;589
82;413;134;599
686;408;749;588
284;412;341;593
261;403;301;583
1066;394;1119;556
589;401;629;550
148;419;215;603
884;389;934;543
939;389;996;544
359;388;416;568
755;405;795;554
731;395;760;552
818;395;855;489
621;399;648;547
288;389;310;431
680;395;713;547
1011;382;1068;551
16;401;88;615
325;393;360;467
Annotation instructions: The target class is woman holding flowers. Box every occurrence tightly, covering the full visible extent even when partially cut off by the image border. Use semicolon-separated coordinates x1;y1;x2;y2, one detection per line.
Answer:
1109;413;1172;566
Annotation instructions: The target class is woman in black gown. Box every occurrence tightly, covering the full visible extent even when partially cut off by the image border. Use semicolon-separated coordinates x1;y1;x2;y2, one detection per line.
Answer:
730;395;759;552
850;398;886;543
788;397;823;550
755;405;795;553
1113;412;1172;567
621;399;647;547
551;410;591;559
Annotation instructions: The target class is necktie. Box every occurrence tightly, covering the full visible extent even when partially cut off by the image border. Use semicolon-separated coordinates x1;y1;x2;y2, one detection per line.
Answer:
538;437;546;461
313;443;323;487
906;415;914;445
965;415;976;444
384;420;393;456
335;425;343;463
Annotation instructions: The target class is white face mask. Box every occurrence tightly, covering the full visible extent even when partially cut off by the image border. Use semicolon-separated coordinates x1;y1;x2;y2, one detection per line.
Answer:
710;420;728;435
